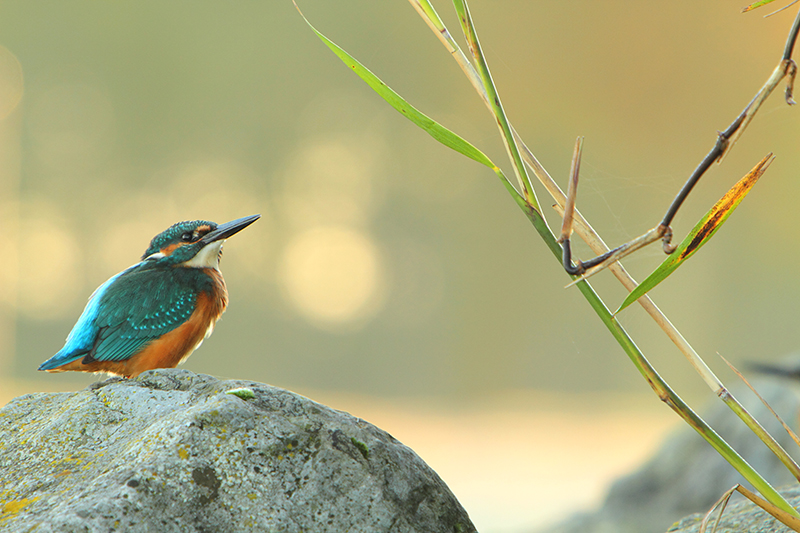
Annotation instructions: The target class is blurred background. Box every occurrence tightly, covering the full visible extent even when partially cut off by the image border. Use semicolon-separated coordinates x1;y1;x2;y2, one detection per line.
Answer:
0;1;798;531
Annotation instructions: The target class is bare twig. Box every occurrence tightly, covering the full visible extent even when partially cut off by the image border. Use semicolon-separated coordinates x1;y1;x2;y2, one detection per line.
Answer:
562;7;800;279
408;0;795;397
558;137;582;244
701;486;736;533
765;0;800;19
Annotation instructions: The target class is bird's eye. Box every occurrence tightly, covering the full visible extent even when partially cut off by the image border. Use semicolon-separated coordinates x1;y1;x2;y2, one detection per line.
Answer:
181;232;194;242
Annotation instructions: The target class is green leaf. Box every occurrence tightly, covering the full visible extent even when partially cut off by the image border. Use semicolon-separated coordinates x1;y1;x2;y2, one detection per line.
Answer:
742;0;777;12
226;387;256;400
616;154;773;314
295;2;497;172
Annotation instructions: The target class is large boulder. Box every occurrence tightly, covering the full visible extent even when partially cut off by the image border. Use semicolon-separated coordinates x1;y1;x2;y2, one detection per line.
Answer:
0;369;475;533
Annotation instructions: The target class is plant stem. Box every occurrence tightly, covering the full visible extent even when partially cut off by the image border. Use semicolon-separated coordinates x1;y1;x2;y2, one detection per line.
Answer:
447;0;800;518
522;203;800;519
451;0;539;212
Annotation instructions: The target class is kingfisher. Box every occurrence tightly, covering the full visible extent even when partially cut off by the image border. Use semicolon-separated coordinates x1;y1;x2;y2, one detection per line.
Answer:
38;214;260;378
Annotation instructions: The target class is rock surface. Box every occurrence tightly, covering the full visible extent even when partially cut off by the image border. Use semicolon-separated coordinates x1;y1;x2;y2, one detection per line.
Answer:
538;380;800;533
667;485;800;533
0;369;475;533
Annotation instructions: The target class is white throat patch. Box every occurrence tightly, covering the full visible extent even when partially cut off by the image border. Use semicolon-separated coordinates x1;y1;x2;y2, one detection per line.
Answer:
183;240;224;269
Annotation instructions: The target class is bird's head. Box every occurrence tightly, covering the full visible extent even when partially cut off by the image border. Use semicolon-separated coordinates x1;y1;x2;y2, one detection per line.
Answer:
141;214;260;269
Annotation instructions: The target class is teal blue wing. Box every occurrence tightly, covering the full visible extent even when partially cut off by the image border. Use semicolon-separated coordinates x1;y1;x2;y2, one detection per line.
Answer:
87;268;199;362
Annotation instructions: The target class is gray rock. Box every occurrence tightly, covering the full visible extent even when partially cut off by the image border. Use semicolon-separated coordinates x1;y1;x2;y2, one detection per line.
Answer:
0;369;475;533
667;485;800;533
539;380;800;533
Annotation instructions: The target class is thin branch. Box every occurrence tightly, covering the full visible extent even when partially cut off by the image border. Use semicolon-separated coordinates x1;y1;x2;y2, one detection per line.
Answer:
765;1;800;18
783;7;800;59
701;487;735;533
406;0;761;394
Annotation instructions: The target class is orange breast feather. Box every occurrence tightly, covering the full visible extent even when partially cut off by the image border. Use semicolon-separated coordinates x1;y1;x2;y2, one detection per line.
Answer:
54;268;228;377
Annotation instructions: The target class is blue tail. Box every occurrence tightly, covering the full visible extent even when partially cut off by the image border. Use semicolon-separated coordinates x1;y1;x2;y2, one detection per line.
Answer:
38;268;126;371
38;349;88;371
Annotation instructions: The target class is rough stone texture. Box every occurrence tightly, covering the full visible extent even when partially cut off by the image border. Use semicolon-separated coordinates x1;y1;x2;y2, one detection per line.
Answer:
538;380;800;533
667;485;800;533
0;369;475;533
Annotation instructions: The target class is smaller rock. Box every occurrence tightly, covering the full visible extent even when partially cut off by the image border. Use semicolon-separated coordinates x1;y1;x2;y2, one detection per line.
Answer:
667;485;800;533
539;380;800;533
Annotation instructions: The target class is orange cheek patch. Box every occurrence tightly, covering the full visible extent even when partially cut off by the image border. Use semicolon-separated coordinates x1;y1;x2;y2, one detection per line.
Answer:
160;242;184;256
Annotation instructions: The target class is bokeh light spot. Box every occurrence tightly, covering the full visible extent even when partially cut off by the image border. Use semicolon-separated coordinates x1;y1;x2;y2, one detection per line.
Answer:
0;46;23;120
278;226;386;330
280;136;385;230
17;215;81;319
27;80;115;172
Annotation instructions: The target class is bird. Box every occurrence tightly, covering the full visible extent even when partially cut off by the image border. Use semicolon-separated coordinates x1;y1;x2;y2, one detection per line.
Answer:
38;214;260;378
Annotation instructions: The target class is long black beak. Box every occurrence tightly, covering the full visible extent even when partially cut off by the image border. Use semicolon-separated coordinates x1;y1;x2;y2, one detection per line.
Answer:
202;214;261;244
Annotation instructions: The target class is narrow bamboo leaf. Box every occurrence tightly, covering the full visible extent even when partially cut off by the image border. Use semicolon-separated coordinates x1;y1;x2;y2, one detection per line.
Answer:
451;0;539;211
410;0;448;33
742;0;777;12
616;154;773;314
295;3;496;172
